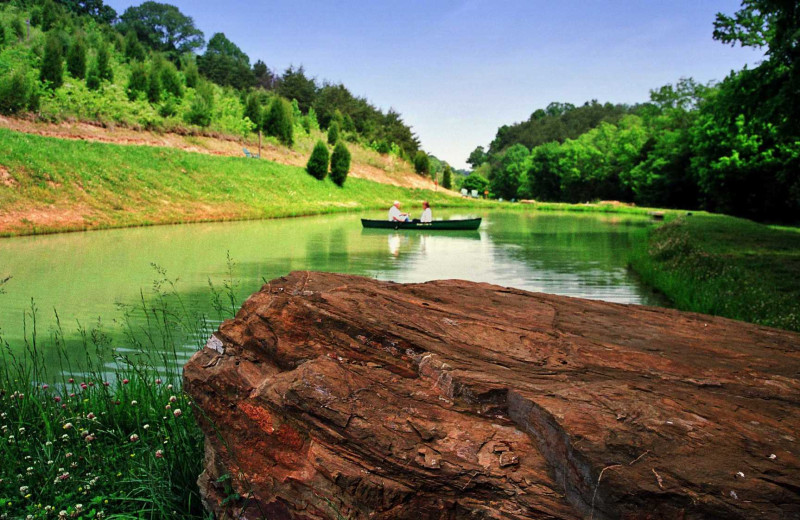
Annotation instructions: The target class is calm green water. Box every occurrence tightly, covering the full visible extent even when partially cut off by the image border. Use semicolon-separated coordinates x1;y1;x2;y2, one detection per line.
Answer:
0;210;660;367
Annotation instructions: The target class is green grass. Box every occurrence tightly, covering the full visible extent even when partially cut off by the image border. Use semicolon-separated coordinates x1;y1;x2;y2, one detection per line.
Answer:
0;127;490;237
0;265;247;519
629;214;800;332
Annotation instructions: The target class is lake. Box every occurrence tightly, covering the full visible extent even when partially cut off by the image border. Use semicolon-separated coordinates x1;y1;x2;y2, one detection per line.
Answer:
0;210;661;370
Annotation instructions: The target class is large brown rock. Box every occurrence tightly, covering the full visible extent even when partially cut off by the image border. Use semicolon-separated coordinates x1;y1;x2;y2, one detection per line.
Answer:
184;271;800;519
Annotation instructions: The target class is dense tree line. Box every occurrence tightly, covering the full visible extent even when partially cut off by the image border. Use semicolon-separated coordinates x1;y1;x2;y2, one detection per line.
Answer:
0;0;421;160
467;1;799;222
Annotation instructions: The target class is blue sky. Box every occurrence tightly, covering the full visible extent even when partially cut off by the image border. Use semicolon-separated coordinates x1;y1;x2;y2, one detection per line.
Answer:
105;1;764;169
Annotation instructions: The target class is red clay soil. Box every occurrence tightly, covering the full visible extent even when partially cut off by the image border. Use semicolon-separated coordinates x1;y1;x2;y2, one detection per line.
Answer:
184;272;800;519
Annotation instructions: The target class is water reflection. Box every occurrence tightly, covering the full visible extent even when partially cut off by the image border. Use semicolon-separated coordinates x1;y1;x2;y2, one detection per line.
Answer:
0;210;660;363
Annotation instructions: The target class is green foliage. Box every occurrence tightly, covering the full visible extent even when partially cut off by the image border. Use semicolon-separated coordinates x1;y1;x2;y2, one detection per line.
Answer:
461;172;490;194
0;68;38;115
95;41;112;82
327;121;339;145
330;141;351;186
490;143;529;200
243;93;262;132
252;59;274;89
11;17;25;41
442;165;453;189
126;61;148;100
66;33;88;79
118;1;205;59
185;80;214;127
123;29;146;62
40;32;64;89
197;32;253;89
467;145;487;168
264;96;293;146
159;58;182;98
277;65;316;113
147;58;161;103
0;22;5;48
181;54;199;88
413;151;430;176
85;63;100;90
306;140;330;180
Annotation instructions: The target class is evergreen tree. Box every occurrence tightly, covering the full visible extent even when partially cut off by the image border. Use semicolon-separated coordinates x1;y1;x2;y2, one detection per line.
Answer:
327;121;339;145
243;93;262;132
66;35;87;79
0;68;36;115
264;97;293;146
330;142;351;186
414;151;430;176
147;60;162;103
126;61;148;100
11;17;24;41
186;80;214;127
40;32;64;89
0;23;6;48
181;55;199;88
306;140;330;180
159;59;182;98
123;30;146;62
95;42;113;82
442;165;453;189
85;63;101;90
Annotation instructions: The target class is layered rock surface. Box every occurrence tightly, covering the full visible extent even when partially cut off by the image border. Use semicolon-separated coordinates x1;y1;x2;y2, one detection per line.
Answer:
184;271;800;519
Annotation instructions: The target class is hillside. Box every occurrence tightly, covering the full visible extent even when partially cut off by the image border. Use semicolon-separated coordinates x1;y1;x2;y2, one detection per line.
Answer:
0;127;467;237
0;116;438;190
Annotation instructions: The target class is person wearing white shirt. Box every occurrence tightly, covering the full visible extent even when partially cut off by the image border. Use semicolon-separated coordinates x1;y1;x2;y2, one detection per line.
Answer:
388;201;409;222
420;201;432;223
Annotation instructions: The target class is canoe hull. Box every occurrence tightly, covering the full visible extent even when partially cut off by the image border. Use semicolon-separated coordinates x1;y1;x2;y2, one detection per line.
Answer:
361;218;482;230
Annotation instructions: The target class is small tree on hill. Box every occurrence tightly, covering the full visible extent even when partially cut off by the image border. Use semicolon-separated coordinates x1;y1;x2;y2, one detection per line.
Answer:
330;142;351;187
307;140;330;180
186;80;214;127
147;60;162;103
181;55;199;88
414;151;430;176
327;121;339;145
124;30;147;62
96;42;113;82
86;64;101;90
40;33;64;89
66;35;87;79
126;61;148;99
442;165;453;189
244;94;262;132
160;59;183;98
264;97;293;146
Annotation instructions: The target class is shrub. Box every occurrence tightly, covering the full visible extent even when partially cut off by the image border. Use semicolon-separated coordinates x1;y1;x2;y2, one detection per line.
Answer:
126;61;148;100
11;17;25;40
160;60;183;98
244;93;262;132
96;42;113;82
40;32;64;89
327;121;339;145
306;140;330;180
414;151;430;176
124;30;146;62
330;142;351;186
0;68;36;115
442;165;453;189
264;97;293;146
306;106;320;131
186;80;214;127
181;55;199;88
147;60;162;103
0;23;6;48
85;63;101;90
376;139;391;154
66;34;87;79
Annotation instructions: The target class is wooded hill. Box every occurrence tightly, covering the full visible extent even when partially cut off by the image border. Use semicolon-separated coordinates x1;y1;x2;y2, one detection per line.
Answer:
0;0;421;161
466;1;799;223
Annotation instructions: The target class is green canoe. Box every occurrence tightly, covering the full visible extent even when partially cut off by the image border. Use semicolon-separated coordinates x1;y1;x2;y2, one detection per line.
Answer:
361;218;482;230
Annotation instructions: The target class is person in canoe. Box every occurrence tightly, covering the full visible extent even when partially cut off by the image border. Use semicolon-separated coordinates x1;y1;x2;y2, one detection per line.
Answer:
388;200;410;222
420;201;432;223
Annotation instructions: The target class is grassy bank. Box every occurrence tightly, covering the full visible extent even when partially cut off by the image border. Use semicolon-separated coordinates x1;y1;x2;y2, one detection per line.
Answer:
0;279;218;519
629;214;800;332
0;128;481;237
